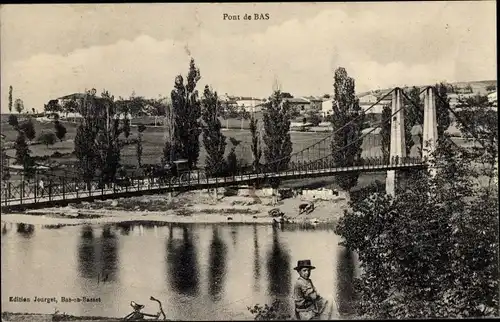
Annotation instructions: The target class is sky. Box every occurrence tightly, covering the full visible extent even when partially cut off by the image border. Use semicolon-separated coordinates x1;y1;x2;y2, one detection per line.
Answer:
0;2;497;112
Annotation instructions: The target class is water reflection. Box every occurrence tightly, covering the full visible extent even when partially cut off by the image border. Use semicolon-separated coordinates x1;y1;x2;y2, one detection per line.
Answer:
230;225;238;246
77;225;119;283
336;247;356;315
116;222;132;235
2;222;356;320
16;223;35;237
266;227;291;298
78;225;97;279
100;225;119;282
166;225;200;296
253;225;261;292
208;227;227;301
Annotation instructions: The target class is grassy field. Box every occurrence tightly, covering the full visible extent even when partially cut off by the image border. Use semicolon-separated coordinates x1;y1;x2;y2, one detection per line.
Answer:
2;120;394;166
2;118;474;178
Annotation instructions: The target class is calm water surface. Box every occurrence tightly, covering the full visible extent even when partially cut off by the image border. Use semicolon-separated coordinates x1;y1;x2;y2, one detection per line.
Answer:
1;222;358;320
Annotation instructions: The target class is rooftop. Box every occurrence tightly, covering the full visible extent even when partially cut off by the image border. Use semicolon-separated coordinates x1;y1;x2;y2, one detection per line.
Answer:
57;93;87;100
284;97;310;104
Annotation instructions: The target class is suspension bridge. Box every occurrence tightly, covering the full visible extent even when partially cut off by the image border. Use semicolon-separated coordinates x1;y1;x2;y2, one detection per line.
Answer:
0;86;476;211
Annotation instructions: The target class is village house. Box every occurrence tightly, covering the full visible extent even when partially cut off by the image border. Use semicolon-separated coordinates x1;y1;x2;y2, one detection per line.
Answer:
54;93;86;119
358;93;386;114
218;94;239;115
321;91;389;120
284;97;312;114
321;99;334;118
235;97;265;113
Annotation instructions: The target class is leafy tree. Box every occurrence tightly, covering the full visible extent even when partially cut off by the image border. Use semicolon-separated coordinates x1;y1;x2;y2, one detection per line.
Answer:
45;99;63;113
127;94;147;117
201;85;226;176
122;118;131;139
262;89;293;173
435;83;452;142
454;94;498;194
62;98;78;119
380;104;391;164
170;58;202;169
162;99;175;165
306;110;322;126
74;123;98;186
281;92;294;98
54;121;67;142
94;90;124;184
74;89;128;185
14;98;24;114
19;119;36;142
136;124;146;168
8;86;13;112
249;113;262;172
330;67;365;192
8;115;18;128
225;137;241;175
1;136;10;181
162;141;173;166
226;148;238;176
146;97;168;117
14;131;34;177
38;132;57;148
485;84;496;92
335;134;498;319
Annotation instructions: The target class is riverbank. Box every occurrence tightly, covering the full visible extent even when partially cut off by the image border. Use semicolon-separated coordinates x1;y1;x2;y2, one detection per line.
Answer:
1;312;122;322
0;189;349;226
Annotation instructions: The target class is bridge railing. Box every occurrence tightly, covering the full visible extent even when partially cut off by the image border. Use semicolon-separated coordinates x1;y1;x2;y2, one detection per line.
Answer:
0;156;425;206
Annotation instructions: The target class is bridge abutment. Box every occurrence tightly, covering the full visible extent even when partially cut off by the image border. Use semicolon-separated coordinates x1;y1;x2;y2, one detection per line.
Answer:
386;88;406;197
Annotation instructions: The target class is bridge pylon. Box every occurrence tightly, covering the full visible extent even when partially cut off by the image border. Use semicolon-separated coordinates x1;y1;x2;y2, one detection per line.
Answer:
386;88;406;197
422;86;438;178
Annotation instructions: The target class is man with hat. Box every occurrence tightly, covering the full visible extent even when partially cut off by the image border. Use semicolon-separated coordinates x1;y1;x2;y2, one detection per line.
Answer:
293;259;334;320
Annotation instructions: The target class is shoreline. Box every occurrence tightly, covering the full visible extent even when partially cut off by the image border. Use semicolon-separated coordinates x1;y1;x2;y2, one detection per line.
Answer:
0;190;348;227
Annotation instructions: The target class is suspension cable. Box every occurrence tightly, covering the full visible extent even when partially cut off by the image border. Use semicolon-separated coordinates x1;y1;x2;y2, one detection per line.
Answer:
264;88;396;168
289;100;410;169
433;90;489;150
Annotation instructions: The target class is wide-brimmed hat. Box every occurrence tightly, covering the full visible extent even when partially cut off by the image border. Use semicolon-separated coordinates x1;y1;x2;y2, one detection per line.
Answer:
293;259;316;271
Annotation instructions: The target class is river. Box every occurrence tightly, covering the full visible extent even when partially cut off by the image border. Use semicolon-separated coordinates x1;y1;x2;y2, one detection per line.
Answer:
1;222;358;320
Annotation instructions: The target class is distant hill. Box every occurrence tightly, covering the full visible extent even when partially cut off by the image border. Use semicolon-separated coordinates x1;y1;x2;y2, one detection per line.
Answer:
358;79;497;97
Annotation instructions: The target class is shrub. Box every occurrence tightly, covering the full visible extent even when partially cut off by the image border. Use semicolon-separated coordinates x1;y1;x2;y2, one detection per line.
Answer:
247;299;291;320
38;132;57;148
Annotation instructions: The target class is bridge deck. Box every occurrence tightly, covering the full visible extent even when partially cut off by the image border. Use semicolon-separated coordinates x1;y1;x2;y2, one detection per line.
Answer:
1;163;425;210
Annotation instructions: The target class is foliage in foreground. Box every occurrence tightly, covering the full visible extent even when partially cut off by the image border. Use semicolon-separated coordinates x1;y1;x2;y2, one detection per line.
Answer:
247;299;291;320
335;137;498;318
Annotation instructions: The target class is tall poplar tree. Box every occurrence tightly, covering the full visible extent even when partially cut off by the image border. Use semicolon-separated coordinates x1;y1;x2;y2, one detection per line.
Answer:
249;113;262;172
262;89;293;173
330;67;365;192
170;58;202;169
435;83;452;142
380;104;391;164
201;85;226;176
8;86;13;112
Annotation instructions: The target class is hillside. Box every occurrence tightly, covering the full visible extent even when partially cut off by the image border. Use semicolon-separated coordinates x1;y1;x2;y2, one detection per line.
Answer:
357;79;497;97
